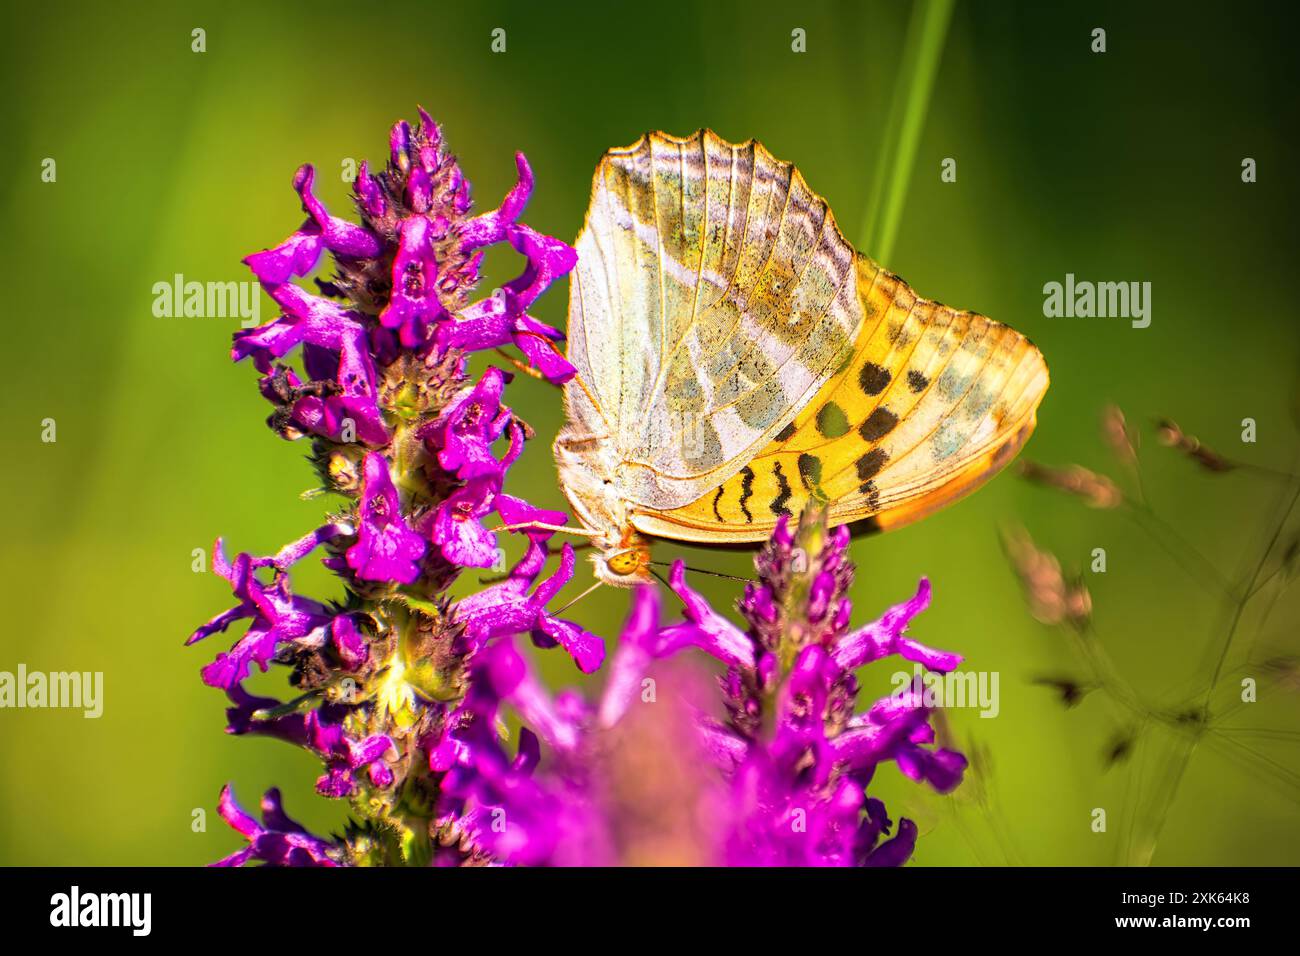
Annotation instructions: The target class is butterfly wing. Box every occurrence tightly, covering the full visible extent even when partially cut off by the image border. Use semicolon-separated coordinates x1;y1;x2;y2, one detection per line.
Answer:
563;130;864;512
630;263;1049;542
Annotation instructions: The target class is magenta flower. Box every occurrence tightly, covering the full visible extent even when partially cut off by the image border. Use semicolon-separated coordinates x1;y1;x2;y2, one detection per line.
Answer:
186;540;333;691
451;498;605;674
656;562;756;669
221;685;395;798
436;226;579;383
430;420;524;568
720;515;967;865
346;452;426;584
213;785;340;867
421;366;512;480
233;284;387;447
431;477;501;568
434;681;587;866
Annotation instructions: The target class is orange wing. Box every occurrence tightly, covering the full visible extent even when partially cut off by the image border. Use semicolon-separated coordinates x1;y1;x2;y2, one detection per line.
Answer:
630;256;1049;543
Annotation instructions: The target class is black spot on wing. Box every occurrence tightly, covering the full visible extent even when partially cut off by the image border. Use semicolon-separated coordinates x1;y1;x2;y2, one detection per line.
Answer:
711;485;725;523
775;422;797;442
858;479;881;510
858;407;899;442
859;362;891;396
907;369;929;392
856;448;888;483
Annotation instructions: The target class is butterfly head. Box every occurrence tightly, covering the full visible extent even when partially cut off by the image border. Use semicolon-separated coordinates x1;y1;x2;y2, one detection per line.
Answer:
591;534;652;587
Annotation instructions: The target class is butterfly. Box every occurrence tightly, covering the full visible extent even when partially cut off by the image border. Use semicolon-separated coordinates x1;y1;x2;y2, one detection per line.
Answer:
548;130;1049;586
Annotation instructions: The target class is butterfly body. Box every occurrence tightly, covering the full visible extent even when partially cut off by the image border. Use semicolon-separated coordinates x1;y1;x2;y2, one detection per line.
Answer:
554;130;1048;586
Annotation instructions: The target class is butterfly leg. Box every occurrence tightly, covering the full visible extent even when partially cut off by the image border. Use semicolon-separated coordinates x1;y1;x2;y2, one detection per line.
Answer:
493;348;555;384
493;520;600;538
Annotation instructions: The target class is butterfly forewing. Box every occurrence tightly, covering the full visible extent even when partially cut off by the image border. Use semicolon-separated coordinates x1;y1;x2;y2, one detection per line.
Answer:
565;130;864;511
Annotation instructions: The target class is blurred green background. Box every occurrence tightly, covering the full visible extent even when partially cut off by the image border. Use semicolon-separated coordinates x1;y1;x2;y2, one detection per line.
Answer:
2;0;1297;865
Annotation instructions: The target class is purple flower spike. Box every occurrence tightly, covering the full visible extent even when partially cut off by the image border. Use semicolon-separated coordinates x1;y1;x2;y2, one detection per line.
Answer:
346;452;426;584
644;508;967;866
213;785;339;867
197;109;588;867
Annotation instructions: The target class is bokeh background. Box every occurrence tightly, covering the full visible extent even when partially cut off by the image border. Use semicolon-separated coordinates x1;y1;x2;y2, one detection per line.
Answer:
2;0;1298;865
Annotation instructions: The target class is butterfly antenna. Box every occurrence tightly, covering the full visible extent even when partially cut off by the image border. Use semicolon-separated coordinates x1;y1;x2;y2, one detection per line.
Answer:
647;567;697;614
552;579;603;616
648;565;675;593
648;560;752;584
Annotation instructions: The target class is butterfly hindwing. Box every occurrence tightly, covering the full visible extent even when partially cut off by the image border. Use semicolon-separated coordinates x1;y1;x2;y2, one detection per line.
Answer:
630;259;1049;542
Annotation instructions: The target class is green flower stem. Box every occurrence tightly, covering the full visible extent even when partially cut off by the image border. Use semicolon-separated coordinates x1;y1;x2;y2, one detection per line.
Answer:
860;0;955;263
